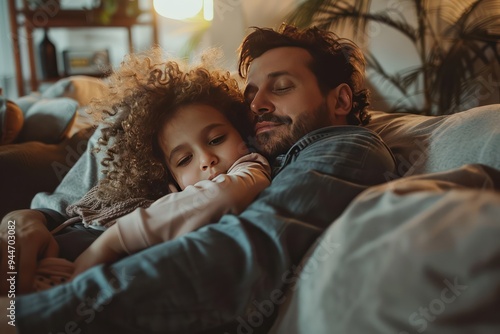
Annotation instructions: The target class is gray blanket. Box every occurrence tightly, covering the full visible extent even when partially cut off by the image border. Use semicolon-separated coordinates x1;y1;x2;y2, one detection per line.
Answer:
271;164;500;334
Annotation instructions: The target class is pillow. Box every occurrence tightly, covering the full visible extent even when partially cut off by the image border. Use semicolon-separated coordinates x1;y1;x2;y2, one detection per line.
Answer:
12;93;41;114
42;75;109;136
18;97;78;144
0;97;24;145
42;75;109;107
367;104;500;177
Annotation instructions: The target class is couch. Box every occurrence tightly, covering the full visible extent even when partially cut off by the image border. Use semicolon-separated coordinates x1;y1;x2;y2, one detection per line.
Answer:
0;76;108;218
1;76;499;333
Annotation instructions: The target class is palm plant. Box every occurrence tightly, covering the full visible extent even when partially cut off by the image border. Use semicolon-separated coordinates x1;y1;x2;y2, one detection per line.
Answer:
287;0;500;115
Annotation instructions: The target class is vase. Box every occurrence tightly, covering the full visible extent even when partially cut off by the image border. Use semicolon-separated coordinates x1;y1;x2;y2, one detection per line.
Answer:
39;29;59;80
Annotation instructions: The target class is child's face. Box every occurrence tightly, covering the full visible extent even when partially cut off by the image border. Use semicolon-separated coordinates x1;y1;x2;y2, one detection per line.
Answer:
158;103;249;190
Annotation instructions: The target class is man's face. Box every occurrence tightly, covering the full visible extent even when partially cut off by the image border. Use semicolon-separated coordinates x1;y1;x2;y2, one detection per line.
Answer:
244;47;333;160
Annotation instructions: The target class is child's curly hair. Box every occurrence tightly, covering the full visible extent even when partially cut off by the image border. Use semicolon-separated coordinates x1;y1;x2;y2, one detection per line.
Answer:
89;47;250;204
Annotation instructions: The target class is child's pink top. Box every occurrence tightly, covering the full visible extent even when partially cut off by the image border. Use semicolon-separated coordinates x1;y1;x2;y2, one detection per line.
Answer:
115;153;271;254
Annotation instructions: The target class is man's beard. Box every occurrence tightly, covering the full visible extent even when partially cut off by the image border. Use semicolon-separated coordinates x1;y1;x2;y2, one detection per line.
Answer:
253;101;330;160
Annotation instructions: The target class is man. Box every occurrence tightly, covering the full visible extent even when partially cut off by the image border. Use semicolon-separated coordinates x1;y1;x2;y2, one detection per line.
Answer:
0;24;395;333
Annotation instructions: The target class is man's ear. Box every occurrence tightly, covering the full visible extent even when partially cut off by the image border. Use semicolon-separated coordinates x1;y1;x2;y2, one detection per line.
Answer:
326;83;352;119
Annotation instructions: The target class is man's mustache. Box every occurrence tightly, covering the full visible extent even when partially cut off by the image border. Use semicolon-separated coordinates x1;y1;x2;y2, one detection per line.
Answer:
254;114;292;125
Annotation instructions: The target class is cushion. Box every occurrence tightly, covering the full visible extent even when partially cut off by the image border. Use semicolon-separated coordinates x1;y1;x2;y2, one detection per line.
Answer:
0;127;95;218
13;93;41;113
18;97;78;144
42;75;109;136
42;75;109;107
367;104;500;177
0;98;24;145
9;76;108;144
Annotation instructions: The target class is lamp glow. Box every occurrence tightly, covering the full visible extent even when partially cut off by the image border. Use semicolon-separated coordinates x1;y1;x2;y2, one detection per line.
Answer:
153;0;203;20
203;0;213;21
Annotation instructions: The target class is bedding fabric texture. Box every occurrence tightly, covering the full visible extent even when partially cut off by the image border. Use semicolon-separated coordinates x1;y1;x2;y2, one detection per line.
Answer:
270;164;500;334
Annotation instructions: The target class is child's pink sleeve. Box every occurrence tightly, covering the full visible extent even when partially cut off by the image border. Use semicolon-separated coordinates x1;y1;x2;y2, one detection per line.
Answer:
115;153;271;254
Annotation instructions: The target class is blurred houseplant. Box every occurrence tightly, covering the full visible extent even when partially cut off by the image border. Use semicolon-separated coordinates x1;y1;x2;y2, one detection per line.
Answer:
94;0;141;24
25;0;141;24
287;0;500;115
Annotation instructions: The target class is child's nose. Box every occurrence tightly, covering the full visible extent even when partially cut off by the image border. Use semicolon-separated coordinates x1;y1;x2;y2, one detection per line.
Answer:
200;152;218;170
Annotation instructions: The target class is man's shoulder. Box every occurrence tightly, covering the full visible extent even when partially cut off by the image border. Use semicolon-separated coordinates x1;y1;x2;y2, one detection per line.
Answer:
316;125;381;136
299;125;385;147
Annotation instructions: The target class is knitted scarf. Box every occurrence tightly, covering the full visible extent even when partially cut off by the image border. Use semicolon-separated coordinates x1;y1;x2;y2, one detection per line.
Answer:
61;185;155;230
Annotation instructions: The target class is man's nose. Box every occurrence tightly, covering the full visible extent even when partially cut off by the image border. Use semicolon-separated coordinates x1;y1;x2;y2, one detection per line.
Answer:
200;152;218;170
250;91;274;115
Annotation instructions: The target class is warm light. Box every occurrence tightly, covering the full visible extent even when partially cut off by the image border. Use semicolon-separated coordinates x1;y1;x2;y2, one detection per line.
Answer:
203;0;213;21
153;0;203;20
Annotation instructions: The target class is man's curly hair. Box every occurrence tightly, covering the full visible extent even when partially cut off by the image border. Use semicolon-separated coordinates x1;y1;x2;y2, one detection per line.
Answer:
238;23;371;125
88;48;250;204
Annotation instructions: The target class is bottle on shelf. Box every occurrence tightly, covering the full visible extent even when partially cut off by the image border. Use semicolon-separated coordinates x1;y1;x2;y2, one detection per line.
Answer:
39;29;59;80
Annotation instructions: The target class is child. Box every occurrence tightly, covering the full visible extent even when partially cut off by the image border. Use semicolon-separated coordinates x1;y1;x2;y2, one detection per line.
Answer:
33;48;271;289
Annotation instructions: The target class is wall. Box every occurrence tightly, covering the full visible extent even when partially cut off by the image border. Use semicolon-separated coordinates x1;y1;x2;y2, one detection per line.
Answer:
208;0;297;71
0;0;16;98
3;0;498;111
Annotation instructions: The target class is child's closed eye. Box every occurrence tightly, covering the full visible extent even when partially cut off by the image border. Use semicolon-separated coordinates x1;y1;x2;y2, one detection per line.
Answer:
209;135;226;145
177;154;192;167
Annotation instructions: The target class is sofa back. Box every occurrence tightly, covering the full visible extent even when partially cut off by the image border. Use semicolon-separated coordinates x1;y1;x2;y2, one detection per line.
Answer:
366;104;500;177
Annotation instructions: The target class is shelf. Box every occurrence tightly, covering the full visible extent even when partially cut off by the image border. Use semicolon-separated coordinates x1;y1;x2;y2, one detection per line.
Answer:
9;0;158;96
20;9;154;28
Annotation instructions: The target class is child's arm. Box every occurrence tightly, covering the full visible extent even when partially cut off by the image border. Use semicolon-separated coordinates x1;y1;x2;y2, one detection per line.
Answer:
72;153;271;276
72;224;123;276
116;153;271;253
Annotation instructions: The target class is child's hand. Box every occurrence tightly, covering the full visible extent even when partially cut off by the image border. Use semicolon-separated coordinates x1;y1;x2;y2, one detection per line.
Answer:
72;225;125;278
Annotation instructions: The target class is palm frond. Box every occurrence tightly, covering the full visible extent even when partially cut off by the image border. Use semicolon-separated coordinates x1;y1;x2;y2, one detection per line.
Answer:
399;66;424;91
433;0;500;112
430;0;475;27
444;1;500;39
431;39;474;113
288;0;418;42
286;0;340;28
286;0;500;115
